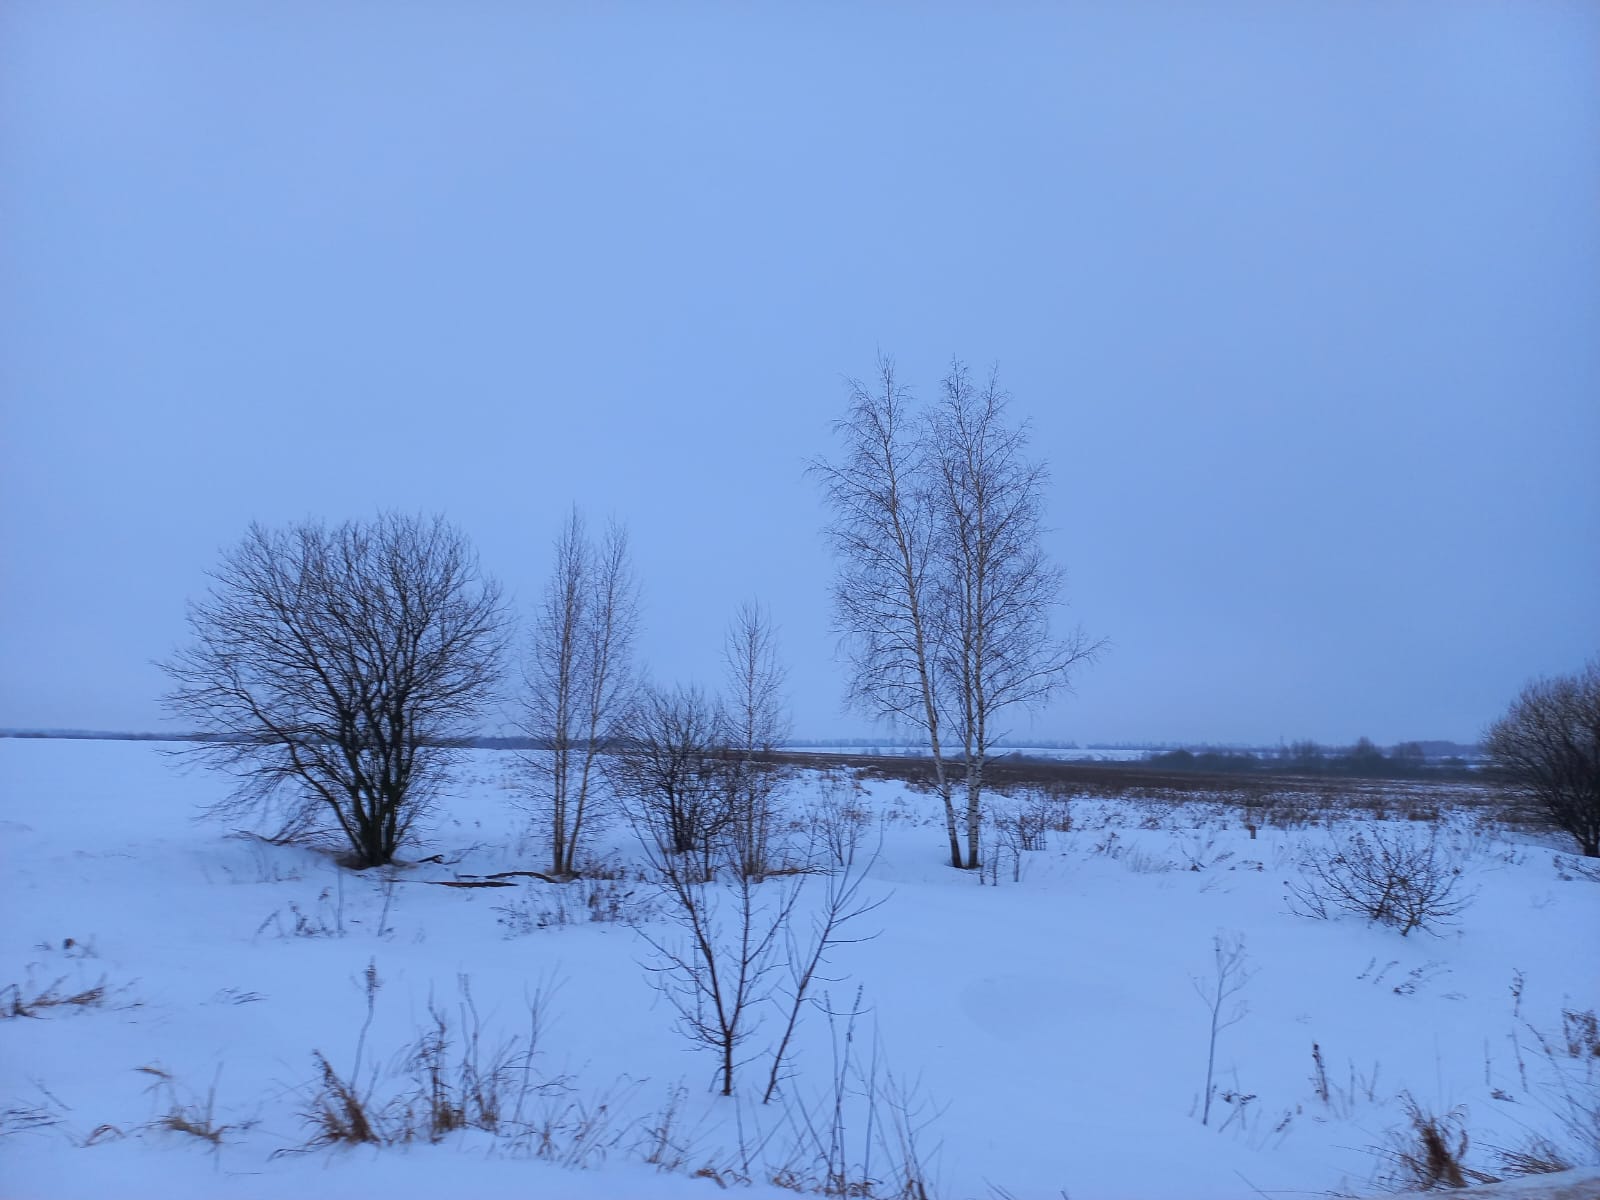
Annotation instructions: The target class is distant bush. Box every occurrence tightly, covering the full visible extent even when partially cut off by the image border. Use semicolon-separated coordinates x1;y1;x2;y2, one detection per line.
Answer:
1145;749;1263;773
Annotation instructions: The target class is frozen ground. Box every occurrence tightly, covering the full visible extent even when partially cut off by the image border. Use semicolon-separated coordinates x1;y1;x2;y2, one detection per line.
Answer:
2;739;1596;1200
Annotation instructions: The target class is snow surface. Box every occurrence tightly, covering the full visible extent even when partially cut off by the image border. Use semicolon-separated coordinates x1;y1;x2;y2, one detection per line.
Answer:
2;739;1597;1199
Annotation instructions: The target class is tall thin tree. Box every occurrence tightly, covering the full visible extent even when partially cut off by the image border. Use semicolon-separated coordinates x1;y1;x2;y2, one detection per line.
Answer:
722;600;790;878
929;362;1103;869
810;358;963;867
524;509;638;876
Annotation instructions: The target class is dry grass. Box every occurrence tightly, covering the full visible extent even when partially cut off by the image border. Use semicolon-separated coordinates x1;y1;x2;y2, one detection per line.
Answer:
493;875;650;936
1493;1135;1574;1178
296;975;549;1151
303;1052;380;1146
0;1097;65;1138
778;752;1578;863
137;1064;239;1148
1;977;109;1019
1377;1094;1499;1191
1562;1008;1600;1060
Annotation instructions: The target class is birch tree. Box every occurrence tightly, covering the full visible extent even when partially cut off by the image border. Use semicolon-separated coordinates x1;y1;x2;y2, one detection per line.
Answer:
815;357;1101;869
723;601;790;879
929;362;1103;869
523;509;638;877
810;358;963;867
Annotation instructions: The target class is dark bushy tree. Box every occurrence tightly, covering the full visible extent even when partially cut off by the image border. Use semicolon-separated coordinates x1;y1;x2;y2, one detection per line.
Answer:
613;684;729;860
161;514;507;867
1485;658;1600;857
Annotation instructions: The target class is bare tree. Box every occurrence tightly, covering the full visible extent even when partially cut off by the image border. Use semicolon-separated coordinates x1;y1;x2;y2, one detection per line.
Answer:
613;684;729;864
160;514;507;868
933;367;1103;866
810;358;964;867
637;829;802;1097
928;362;1102;868
817;358;1099;869
1485;658;1600;858
762;824;885;1104
522;509;638;876
722;601;790;879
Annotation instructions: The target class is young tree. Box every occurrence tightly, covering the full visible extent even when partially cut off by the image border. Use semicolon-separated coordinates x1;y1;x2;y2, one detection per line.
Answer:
928;362;1103;869
1485;658;1600;857
160;514;507;868
638;771;883;1102
613;684;729;864
522;510;638;876
810;359;963;867
722;601;790;879
1191;933;1253;1127
637;827;802;1097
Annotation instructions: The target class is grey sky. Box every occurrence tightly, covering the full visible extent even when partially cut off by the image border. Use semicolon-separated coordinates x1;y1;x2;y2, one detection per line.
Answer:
3;3;1596;747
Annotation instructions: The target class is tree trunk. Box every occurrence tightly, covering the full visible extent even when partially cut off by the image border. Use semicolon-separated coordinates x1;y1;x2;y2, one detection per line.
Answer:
965;771;983;871
928;741;963;869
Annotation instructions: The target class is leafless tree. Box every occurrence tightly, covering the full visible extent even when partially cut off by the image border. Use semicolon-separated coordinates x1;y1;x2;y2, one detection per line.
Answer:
816;358;1100;870
762;823;885;1104
522;509;638;876
160;514;507;868
636;782;884;1103
928;361;1102;868
722;601;790;879
1485;658;1600;858
613;684;729;864
810;358;963;867
637;829;802;1097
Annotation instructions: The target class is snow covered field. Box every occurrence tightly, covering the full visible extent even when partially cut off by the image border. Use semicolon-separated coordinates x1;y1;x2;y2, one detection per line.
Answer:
786;745;1156;763
2;739;1596;1200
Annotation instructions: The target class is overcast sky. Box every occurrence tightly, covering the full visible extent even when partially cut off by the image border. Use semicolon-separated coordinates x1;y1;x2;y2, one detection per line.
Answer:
2;2;1596;747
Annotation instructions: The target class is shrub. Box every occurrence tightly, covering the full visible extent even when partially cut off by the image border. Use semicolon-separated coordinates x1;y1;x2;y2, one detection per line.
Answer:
1484;657;1600;858
1289;826;1474;936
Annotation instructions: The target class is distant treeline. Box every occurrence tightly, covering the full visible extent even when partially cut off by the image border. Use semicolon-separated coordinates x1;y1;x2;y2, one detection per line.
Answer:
2;730;1483;777
1144;737;1482;778
1;729;183;742
785;736;1083;750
